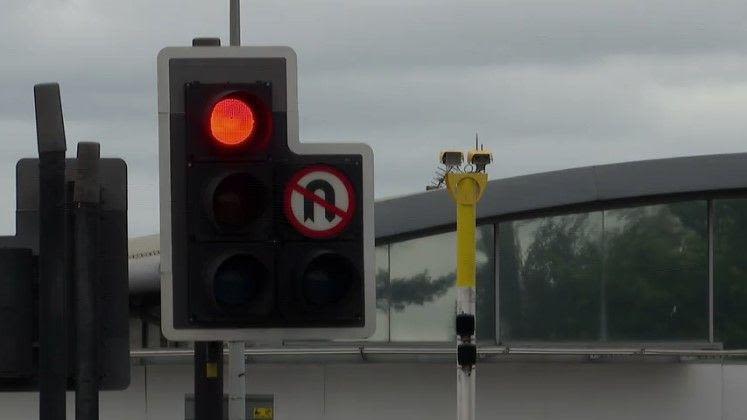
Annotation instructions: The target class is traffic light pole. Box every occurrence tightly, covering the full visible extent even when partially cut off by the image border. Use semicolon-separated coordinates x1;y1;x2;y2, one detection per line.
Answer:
446;172;487;420
229;0;240;46
228;341;246;420
227;4;248;419
195;341;224;420
34;83;68;420
73;143;101;420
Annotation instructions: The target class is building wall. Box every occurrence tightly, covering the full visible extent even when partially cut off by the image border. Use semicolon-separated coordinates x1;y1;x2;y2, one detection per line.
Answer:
4;361;747;420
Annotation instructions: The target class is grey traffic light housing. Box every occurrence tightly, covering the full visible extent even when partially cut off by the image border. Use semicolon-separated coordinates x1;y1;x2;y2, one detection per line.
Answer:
157;46;375;341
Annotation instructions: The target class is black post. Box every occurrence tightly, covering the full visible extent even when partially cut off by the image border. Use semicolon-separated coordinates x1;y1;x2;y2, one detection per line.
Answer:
74;143;101;420
195;341;224;420
34;83;68;420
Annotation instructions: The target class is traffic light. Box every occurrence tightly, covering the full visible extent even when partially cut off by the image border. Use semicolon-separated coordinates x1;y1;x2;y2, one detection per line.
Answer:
158;46;374;341
0;248;34;384
0;156;129;391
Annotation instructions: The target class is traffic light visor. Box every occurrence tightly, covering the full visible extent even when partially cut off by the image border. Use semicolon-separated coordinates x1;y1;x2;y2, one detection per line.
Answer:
210;98;255;146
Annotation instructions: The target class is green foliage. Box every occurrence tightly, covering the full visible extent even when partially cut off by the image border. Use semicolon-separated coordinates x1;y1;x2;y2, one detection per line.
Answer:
388;271;453;311
715;199;747;349
500;214;601;341
605;203;708;340
499;201;710;343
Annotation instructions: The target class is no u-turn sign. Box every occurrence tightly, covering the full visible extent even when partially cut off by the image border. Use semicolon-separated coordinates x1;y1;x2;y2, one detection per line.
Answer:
284;165;356;238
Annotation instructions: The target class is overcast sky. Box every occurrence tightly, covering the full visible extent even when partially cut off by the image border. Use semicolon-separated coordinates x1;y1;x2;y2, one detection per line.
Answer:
1;0;746;236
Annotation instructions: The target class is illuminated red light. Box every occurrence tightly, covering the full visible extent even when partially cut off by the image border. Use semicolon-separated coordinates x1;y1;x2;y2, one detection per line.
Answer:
210;98;255;146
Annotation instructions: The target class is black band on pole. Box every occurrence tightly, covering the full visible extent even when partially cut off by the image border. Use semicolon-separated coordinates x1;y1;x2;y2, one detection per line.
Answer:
34;82;68;420
74;142;101;420
195;341;224;420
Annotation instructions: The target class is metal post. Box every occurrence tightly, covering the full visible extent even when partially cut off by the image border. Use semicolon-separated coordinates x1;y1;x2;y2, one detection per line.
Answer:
74;142;101;420
446;172;488;420
34;83;68;420
229;0;240;46
229;341;246;420
195;341;224;420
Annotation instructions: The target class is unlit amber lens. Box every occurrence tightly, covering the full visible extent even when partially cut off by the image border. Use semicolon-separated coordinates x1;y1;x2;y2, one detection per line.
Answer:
209;98;255;146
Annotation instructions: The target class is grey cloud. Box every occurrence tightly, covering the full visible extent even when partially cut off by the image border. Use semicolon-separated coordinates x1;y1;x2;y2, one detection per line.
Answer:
2;0;747;236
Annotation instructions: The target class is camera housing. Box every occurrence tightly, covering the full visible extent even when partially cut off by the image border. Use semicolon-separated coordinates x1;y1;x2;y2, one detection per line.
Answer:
467;150;493;171
440;150;465;167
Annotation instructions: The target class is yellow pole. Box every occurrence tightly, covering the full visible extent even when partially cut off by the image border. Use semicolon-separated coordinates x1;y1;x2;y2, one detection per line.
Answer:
446;172;487;420
446;172;487;289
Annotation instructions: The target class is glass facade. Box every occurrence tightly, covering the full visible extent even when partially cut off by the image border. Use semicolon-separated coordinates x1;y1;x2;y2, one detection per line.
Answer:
370;245;390;341
715;199;747;349
499;202;709;343
141;195;747;350
604;203;708;341
499;212;602;341
386;226;494;342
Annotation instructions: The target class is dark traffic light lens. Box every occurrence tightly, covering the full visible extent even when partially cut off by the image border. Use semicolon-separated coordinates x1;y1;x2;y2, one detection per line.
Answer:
213;254;268;312
301;253;358;307
210;98;255;146
212;173;267;232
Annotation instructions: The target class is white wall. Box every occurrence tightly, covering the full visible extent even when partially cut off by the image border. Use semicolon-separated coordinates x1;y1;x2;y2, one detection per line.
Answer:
2;361;746;419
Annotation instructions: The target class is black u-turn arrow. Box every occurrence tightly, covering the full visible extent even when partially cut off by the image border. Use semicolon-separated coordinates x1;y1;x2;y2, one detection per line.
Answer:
304;180;336;222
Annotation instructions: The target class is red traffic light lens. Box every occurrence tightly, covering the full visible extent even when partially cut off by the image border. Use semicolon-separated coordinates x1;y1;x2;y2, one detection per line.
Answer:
210;98;255;146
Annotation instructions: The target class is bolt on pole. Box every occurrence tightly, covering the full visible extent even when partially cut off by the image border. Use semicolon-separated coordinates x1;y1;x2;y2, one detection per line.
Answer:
446;170;488;420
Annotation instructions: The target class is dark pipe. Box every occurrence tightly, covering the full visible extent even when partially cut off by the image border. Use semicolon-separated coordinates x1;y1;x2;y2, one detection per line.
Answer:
34;83;68;420
74;142;101;420
195;341;224;420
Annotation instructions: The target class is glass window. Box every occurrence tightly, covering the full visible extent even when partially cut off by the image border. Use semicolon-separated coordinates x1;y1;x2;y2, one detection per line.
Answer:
389;226;494;342
604;202;708;341
498;201;709;343
335;245;390;342
477;226;496;342
369;245;390;341
499;213;603;342
715;199;747;349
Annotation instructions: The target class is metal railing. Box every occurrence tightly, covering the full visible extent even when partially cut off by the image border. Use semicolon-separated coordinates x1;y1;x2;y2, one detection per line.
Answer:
129;345;747;361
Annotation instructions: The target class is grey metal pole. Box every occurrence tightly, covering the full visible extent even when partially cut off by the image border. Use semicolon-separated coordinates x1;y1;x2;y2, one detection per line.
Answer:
74;142;101;420
227;5;245;417
228;4;246;418
229;342;246;420
34;83;68;420
230;0;240;46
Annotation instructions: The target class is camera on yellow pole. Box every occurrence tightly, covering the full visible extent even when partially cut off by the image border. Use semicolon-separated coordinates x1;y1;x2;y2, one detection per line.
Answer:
438;143;491;420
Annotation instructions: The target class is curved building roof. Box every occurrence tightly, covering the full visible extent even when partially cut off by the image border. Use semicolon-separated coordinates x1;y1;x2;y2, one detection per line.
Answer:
130;152;747;292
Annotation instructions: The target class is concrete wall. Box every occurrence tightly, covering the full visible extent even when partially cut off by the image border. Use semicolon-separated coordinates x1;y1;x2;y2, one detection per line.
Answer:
3;361;747;419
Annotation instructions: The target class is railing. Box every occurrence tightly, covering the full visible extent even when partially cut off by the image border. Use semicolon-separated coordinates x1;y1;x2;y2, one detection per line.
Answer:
129;345;747;361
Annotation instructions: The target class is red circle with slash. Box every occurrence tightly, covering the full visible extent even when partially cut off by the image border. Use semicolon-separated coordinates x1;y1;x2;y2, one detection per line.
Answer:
284;165;356;239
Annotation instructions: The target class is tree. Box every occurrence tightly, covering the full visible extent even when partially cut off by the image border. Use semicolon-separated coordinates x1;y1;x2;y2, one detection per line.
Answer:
501;214;602;341
714;199;747;349
604;203;708;340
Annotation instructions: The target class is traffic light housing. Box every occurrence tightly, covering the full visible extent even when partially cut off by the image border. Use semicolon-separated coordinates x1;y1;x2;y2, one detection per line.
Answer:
158;46;374;341
0;157;129;391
